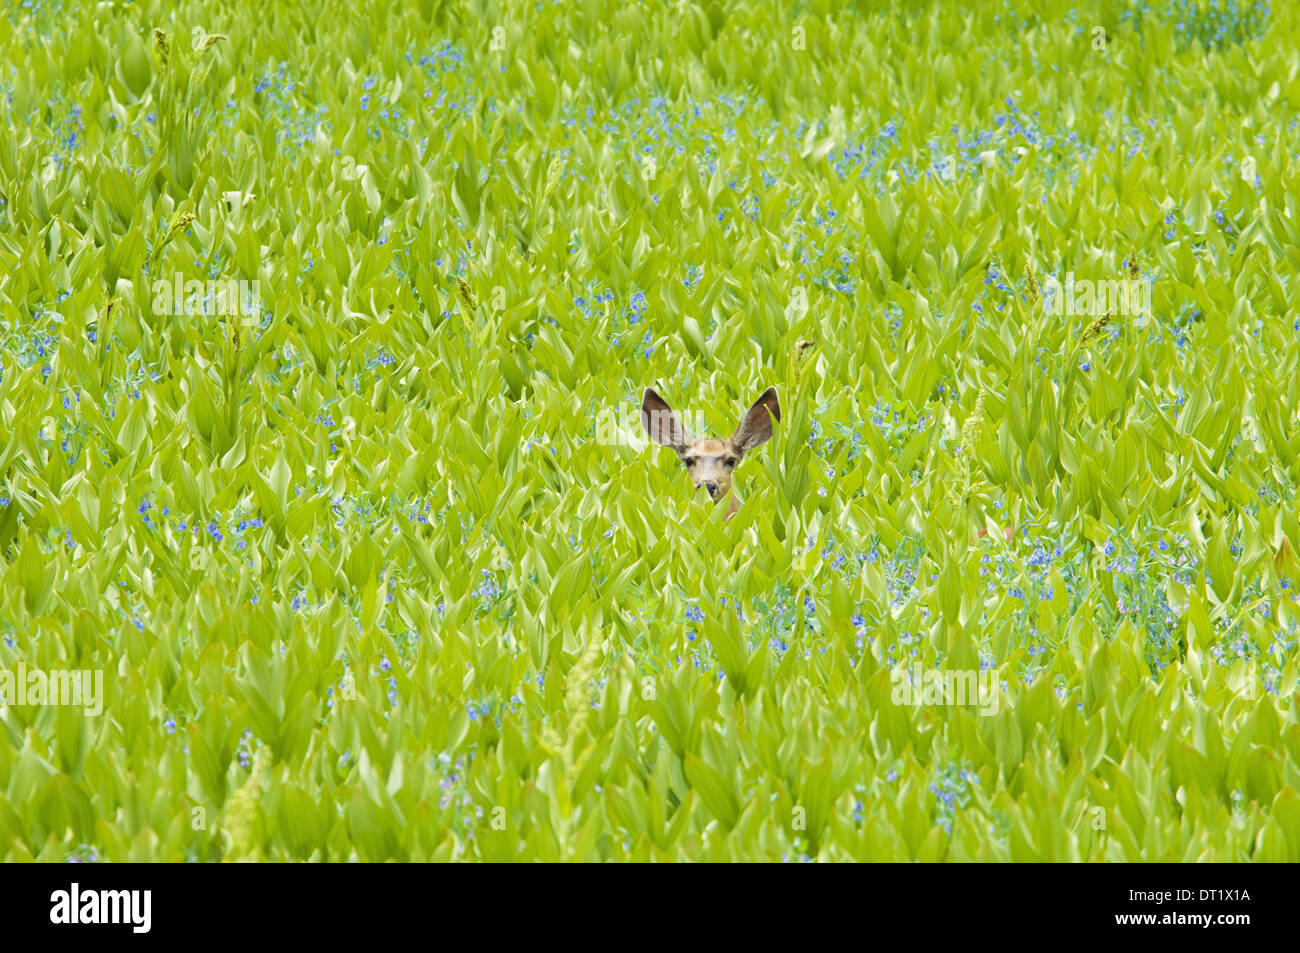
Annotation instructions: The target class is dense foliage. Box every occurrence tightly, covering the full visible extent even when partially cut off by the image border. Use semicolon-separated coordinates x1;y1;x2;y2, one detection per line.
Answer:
1;0;1297;860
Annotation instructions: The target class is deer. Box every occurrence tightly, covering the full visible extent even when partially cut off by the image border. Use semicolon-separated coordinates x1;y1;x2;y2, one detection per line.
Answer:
641;386;781;520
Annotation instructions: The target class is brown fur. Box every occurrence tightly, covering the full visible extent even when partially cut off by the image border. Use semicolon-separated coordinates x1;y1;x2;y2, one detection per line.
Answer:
641;387;781;519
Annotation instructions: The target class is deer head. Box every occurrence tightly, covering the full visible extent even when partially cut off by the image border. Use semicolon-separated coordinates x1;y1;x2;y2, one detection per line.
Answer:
641;386;781;517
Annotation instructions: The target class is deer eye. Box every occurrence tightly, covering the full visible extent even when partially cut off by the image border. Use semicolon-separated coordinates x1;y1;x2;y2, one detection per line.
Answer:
682;457;695;467
726;457;738;467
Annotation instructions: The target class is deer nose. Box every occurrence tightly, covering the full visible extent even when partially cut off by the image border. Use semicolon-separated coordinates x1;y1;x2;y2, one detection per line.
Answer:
704;482;718;497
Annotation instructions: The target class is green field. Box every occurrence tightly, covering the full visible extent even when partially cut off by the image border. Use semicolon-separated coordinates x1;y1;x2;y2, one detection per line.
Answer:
1;0;1298;861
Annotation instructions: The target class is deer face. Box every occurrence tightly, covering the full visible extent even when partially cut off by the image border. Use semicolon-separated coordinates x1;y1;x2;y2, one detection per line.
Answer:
641;387;781;508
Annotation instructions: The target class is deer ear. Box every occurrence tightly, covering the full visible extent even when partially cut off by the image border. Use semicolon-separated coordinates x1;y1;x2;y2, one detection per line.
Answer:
642;388;690;450
730;387;781;452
